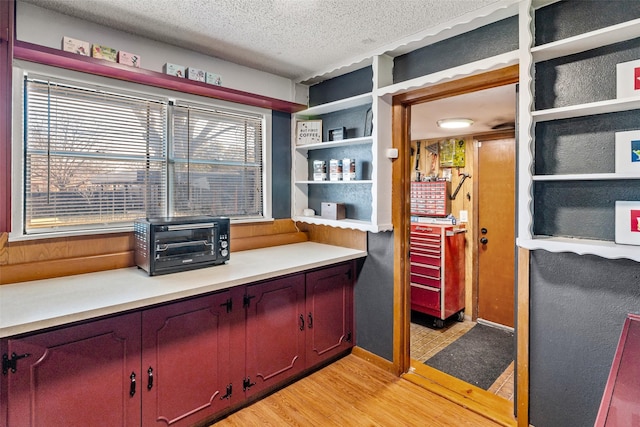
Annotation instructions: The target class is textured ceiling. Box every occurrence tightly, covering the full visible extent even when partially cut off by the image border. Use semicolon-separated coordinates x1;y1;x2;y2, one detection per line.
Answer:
22;0;502;82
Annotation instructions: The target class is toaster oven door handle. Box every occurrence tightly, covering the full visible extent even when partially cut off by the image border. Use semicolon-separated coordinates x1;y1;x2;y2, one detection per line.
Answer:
156;240;214;251
166;223;215;231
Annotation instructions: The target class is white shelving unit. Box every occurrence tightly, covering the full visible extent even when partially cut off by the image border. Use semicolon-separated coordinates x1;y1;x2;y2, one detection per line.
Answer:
291;92;392;232
518;4;640;261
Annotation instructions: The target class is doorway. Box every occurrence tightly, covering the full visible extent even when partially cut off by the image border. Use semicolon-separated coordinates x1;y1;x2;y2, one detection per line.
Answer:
391;65;520;418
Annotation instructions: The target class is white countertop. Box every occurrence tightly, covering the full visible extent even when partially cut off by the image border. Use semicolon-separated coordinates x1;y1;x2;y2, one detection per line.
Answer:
0;242;367;338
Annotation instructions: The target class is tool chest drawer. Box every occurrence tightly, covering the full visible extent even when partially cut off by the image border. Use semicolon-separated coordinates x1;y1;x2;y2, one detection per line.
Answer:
411;284;441;315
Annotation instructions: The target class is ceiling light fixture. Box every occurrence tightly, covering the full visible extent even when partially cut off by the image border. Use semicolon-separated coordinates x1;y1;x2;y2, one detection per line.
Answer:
436;118;474;129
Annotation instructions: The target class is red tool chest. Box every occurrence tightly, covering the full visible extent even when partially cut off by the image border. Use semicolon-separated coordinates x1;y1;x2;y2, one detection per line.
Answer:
410;223;465;328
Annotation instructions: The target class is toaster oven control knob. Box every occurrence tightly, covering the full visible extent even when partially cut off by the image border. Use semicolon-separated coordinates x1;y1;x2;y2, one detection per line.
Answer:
221;241;228;249
220;249;229;257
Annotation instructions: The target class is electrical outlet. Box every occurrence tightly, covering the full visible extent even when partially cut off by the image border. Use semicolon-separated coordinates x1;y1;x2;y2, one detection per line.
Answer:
459;210;468;223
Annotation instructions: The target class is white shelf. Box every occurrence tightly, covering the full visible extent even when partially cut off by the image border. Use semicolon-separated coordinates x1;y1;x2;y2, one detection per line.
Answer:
533;173;640;181
296;93;373;117
518;236;640;262
295;136;373;152
292;86;392;233
532;96;640;122
292;215;392;233
295;180;373;185
532;18;640;63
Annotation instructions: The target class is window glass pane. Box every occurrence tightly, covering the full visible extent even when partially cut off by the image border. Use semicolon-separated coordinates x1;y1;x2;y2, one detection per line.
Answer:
24;78;167;233
171;104;263;217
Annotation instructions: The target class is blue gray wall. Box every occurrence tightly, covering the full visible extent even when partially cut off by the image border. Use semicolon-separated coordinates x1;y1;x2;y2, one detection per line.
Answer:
272;110;292;218
529;3;640;426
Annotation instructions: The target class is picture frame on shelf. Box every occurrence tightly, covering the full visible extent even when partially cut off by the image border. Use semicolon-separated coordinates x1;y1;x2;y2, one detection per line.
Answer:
615;201;640;245
328;127;347;141
296;120;322;145
615;130;640;174
616;58;640;99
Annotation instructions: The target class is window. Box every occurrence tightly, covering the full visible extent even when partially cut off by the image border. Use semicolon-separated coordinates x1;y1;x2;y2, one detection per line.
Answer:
171;103;264;218
14;69;270;238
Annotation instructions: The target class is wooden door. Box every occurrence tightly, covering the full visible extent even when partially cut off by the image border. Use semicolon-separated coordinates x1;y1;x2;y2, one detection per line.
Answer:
141;292;231;427
4;313;141;427
244;274;306;397
305;262;354;366
477;137;516;327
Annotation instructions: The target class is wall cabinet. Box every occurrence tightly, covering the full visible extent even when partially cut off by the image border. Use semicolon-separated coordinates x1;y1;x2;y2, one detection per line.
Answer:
0;262;355;427
518;5;640;262
410;223;465;328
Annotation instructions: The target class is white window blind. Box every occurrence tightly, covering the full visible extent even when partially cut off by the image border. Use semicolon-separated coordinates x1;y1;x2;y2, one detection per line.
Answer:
171;103;264;218
24;77;167;234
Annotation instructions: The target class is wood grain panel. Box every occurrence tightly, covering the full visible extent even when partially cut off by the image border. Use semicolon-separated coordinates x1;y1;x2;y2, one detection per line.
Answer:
1;252;133;284
295;223;366;251
405;362;516;427
517;247;530;427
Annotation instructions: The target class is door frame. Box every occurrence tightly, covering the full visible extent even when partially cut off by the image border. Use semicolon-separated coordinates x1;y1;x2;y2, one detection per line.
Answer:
391;65;528;424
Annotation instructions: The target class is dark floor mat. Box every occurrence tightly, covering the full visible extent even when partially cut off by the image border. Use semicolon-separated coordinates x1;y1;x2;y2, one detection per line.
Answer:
424;323;514;390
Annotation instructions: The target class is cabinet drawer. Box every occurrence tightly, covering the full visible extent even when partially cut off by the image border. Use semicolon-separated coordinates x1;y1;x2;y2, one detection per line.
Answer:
411;252;440;266
411;284;441;311
411;263;440;279
411;272;441;289
411;239;441;252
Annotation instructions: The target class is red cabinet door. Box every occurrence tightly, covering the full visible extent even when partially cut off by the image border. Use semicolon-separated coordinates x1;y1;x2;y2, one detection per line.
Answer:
305;262;354;366
244;274;306;397
4;313;141;427
141;292;231;427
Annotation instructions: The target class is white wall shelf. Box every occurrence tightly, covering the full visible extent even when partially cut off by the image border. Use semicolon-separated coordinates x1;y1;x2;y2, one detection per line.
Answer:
519;4;640;262
292;85;392;233
296;93;373;117
295;180;373;185
531;18;640;63
518;237;640;263
295;136;372;152
532;97;640;123
533;173;640;181
292;215;391;233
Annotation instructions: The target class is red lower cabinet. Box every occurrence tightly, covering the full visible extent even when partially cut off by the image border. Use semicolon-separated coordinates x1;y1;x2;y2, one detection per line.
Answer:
305;263;354;366
244;274;306;397
3;313;141;427
1;262;356;427
141;292;232;427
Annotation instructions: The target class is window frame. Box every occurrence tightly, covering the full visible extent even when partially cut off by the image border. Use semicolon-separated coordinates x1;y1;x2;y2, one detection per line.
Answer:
10;61;272;241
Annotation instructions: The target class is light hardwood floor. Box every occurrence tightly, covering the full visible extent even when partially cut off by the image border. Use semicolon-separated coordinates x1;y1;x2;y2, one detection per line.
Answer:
213;354;503;426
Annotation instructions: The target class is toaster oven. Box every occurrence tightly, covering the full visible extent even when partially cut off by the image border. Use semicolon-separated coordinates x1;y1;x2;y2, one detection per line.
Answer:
134;216;230;276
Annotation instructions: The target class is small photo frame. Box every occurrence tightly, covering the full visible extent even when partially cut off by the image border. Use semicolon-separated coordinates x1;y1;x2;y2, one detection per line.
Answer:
616;59;640;99
328;127;346;141
615;201;640;245
615;130;640;175
296;120;322;145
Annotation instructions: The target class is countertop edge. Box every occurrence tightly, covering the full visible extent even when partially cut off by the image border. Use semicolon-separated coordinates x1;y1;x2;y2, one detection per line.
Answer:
0;242;367;338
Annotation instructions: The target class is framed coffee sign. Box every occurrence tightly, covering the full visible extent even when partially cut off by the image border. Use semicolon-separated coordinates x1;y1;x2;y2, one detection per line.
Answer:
296;120;322;145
